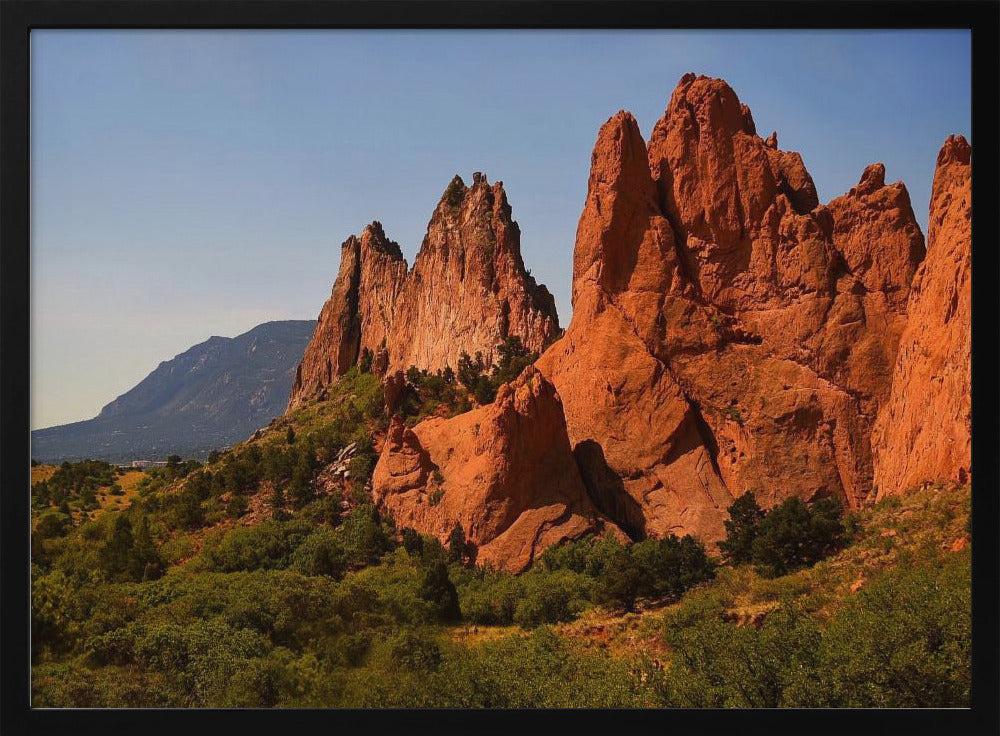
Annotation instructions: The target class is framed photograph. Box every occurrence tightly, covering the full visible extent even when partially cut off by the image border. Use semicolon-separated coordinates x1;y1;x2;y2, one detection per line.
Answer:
3;1;997;734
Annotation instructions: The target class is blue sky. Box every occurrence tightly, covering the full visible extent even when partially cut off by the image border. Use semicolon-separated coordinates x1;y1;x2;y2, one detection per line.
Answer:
30;30;971;429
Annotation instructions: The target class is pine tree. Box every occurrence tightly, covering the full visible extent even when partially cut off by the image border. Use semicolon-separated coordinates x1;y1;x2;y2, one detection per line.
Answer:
270;484;289;521
100;515;134;580
129;515;164;581
719;492;766;565
419;560;461;622
447;522;467;564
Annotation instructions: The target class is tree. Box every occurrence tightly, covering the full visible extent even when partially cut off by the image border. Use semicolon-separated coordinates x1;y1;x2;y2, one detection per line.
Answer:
359;348;374;374
751;497;845;577
473;377;496;405
341;504;392;566
490;336;537;387
290;529;347;579
99;515;134;580
419;560;461;622
129;515;165;581
457;351;486;391
631;534;716;600
286;427;296;445
401;527;424;557
718;492;766;565
34;510;71;541
288;444;316;509
447;522;467;564
405;365;423;386
595;549;643;612
165;488;205;529
270;485;289;522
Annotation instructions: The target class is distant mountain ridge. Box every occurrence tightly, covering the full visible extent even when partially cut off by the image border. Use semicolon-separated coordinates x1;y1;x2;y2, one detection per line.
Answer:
31;320;316;463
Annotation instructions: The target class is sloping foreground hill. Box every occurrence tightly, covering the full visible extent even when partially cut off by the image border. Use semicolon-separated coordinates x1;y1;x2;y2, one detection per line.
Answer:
31;320;315;463
30;471;969;707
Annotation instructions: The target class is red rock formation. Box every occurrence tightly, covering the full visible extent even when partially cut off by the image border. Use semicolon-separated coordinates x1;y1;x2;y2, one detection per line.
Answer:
316;74;968;561
537;111;733;543
539;74;929;546
289;176;559;408
371;366;621;571
872;136;972;497
291;234;364;402
388;174;558;374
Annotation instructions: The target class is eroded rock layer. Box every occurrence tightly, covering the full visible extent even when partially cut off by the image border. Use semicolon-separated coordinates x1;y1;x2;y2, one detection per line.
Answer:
289;175;559;408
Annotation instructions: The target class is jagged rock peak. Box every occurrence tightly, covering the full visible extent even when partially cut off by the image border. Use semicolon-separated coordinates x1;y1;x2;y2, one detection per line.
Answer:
542;72;934;549
360;221;404;260
660;73;757;138
289;171;560;407
852;162;887;196
648;72;821;270
938;134;971;167
572;110;666;304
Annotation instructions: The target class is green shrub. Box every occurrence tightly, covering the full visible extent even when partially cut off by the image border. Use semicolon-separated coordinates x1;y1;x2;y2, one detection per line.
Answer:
718;492;766;564
655;551;971;708
814;552;971;707
751;497;845;577
289;529;348;579
199;521;314;572
629;534;716;600
594;548;644;612
514;570;592;628
457;570;522;625
340;505;394;567
386;628;443;672
659;603;822;707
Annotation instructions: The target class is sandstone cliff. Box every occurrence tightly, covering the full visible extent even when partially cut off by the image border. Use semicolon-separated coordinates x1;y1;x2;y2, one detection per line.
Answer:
538;74;931;544
354;74;971;561
289;175;559;408
872;135;972;497
372;366;621;571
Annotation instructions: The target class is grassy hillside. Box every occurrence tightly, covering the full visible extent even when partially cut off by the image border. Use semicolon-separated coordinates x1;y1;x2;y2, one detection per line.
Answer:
30;357;971;708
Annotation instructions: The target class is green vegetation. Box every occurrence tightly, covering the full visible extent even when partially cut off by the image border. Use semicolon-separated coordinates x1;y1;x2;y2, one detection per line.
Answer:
31;459;120;514
30;356;971;708
457;336;538;406
443;175;465;209
655;549;970;707
396;365;468;424
719;492;846;576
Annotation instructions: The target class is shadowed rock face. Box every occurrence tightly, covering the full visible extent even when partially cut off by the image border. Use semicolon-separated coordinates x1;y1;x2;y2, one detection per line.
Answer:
292;224;407;403
288;176;559;409
372;367;623;572
872;136;972;498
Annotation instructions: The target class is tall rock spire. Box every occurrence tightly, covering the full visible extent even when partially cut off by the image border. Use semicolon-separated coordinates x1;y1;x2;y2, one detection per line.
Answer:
872;136;972;496
288;174;559;409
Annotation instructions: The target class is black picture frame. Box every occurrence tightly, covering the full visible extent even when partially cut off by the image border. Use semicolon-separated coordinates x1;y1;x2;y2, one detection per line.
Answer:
2;2;998;734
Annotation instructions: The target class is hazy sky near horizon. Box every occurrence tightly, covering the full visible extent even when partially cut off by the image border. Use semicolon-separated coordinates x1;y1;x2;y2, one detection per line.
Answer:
31;29;971;430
